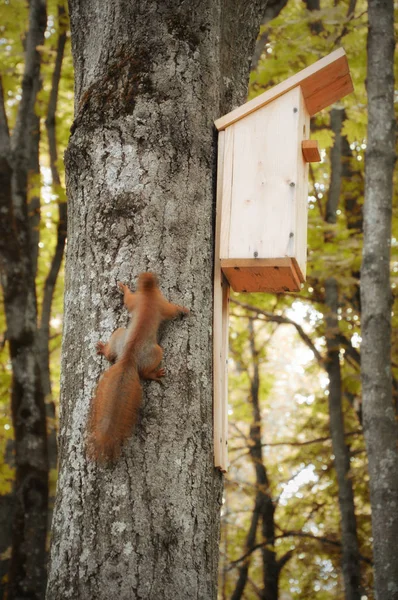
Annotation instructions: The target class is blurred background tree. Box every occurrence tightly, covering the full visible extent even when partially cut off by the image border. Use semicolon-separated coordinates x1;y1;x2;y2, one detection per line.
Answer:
0;1;72;597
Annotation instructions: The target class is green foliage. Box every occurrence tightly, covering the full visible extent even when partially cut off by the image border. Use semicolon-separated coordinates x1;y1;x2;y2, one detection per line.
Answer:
0;0;29;128
220;0;397;597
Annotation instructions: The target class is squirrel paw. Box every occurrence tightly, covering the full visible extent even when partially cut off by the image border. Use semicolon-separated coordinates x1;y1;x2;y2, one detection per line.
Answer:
96;341;106;355
154;368;166;381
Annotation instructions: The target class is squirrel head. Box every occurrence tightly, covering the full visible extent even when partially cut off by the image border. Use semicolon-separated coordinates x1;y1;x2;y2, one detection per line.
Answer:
138;272;158;291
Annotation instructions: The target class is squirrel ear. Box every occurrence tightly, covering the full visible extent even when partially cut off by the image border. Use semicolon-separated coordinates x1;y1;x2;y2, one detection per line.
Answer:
138;272;158;289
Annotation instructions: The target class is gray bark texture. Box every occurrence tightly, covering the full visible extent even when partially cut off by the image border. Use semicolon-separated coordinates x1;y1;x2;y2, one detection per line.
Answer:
47;1;269;599
361;0;398;598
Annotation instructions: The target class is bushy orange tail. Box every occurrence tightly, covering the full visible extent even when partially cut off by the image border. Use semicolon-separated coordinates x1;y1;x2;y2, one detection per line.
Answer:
87;358;142;462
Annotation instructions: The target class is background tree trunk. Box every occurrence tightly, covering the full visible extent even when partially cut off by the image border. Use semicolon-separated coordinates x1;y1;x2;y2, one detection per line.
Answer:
324;278;362;600
38;3;68;474
247;321;278;600
231;320;279;600
0;1;49;598
324;108;362;600
47;1;268;598
361;0;398;598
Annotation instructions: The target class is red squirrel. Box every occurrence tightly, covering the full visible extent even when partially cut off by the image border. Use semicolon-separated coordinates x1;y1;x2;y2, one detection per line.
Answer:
87;272;189;462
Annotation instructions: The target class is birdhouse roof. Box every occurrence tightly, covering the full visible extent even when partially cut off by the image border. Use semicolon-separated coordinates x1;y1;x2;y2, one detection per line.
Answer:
214;48;353;131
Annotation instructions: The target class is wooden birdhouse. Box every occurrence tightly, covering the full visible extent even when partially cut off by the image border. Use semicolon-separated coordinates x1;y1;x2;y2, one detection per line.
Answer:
213;49;353;471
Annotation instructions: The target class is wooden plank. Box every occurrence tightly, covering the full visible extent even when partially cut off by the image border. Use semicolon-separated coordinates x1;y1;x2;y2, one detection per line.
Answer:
221;258;304;293
219;127;234;258
304;71;353;116
227;87;299;263
213;131;229;471
302;140;321;163
220;276;229;472
292;257;306;283
214;48;353;131
294;90;310;279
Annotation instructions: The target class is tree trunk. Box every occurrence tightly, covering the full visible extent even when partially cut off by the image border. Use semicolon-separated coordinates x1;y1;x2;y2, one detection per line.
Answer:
247;323;278;600
325;279;362;600
0;492;14;599
0;1;49;598
231;496;262;600
324;108;363;600
361;0;398;598
47;2;269;598
38;4;68;474
39;3;68;404
231;320;279;600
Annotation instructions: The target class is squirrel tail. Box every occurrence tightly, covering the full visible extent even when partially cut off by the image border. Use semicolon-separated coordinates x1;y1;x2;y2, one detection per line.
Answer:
87;358;142;462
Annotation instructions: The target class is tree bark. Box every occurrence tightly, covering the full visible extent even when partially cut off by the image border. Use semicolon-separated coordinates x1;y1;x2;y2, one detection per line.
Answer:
361;0;398;598
0;492;14;599
325;279;363;600
0;1;49;598
47;2;270;598
324;108;363;600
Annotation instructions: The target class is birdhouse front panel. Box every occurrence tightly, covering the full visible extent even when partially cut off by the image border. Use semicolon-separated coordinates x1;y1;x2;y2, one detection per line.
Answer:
219;86;310;293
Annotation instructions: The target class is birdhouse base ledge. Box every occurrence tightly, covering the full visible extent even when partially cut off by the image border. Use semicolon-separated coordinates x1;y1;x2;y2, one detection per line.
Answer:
221;258;304;293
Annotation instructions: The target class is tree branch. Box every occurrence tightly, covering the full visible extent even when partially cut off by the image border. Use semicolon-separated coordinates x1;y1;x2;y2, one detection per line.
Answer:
231;298;324;366
276;550;293;573
229;530;372;568
229;430;361;452
276;531;372;566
